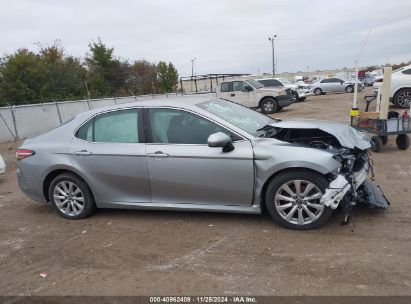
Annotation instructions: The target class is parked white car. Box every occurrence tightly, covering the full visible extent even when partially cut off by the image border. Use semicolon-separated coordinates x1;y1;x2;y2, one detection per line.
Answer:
373;65;411;108
256;78;311;101
0;155;5;174
216;79;294;114
310;77;364;95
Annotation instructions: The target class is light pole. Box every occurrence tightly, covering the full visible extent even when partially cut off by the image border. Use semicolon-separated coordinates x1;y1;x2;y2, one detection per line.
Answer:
268;35;277;76
191;58;196;92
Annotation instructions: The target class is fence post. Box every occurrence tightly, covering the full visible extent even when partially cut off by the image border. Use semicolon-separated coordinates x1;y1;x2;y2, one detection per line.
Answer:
55;101;62;124
10;105;19;140
113;97;117;105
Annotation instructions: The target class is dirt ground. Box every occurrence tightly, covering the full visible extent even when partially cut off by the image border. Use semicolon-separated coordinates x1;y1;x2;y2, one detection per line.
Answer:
0;88;410;296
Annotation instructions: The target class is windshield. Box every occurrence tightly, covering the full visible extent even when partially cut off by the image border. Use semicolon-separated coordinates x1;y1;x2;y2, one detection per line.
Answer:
197;99;275;136
245;79;264;89
278;78;291;84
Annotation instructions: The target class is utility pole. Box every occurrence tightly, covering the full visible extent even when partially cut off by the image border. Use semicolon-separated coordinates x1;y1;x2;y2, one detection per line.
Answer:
191;58;196;92
268;35;277;77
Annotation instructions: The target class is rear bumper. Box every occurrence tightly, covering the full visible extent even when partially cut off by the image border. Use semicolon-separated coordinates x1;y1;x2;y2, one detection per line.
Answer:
17;168;47;202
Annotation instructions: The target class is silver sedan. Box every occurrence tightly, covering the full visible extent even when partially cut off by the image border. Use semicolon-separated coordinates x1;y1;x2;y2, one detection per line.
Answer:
310;78;364;95
16;97;388;229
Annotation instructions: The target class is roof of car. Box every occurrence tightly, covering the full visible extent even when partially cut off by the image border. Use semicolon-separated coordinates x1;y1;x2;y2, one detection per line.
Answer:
74;95;217;120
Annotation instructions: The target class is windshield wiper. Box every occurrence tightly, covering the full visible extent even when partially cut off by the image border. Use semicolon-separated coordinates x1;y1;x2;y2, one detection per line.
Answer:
257;125;279;138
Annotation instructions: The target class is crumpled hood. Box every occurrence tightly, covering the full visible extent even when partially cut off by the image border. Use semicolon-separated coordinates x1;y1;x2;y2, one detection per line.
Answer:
269;119;372;150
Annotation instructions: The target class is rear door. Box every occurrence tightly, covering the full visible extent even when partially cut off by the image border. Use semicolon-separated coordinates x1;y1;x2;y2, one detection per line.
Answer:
144;107;254;206
69;108;151;204
329;78;345;92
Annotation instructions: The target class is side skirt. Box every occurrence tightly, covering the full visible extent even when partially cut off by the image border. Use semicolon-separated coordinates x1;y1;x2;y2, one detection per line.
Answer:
97;201;261;214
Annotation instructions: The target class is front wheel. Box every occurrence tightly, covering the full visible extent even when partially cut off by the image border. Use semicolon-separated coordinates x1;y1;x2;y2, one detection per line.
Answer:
394;88;411;108
49;173;96;219
371;135;383;152
345;85;354;93
265;170;333;230
260;98;278;114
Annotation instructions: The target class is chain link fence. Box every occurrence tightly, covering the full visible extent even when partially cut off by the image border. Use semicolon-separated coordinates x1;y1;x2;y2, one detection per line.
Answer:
0;94;180;143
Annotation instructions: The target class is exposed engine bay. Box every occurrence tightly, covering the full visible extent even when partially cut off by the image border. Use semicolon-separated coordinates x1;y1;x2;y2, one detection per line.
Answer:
263;121;390;224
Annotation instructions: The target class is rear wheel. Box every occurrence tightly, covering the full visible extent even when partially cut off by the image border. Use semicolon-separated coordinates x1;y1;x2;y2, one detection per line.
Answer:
314;88;322;96
371;135;383;152
49;173;96;219
265;170;333;230
396;134;410;150
394;89;411;108
260;98;278;114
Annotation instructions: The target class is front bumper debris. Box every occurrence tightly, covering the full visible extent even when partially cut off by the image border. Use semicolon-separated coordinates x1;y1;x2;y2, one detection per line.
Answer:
320;175;351;209
320;159;389;224
361;179;390;209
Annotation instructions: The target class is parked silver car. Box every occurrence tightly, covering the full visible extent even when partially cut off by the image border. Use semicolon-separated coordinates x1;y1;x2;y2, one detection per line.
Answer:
17;97;388;229
310;78;364;95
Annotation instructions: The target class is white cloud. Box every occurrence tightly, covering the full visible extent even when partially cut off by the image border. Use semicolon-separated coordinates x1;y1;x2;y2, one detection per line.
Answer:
1;0;410;76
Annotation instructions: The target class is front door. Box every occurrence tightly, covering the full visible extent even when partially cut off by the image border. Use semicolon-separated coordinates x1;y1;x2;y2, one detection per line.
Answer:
69;109;151;204
144;107;255;206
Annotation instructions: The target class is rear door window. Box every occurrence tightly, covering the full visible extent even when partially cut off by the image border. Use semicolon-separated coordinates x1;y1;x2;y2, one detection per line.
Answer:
76;110;139;143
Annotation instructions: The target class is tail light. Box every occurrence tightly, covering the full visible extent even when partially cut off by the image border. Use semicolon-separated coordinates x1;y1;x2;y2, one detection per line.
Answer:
16;149;35;161
375;78;383;83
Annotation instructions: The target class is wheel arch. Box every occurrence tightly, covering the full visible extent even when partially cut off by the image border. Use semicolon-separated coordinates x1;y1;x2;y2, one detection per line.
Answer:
43;167;95;202
258;96;277;108
258;167;332;210
393;86;411;99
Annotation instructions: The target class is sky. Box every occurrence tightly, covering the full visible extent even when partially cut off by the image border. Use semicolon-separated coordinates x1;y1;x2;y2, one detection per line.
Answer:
1;0;411;77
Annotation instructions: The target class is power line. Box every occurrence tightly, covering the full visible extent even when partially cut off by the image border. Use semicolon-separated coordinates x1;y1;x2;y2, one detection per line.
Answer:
278;14;411;41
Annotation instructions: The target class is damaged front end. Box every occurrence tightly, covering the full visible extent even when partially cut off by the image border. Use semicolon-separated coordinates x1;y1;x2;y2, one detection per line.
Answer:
267;120;390;223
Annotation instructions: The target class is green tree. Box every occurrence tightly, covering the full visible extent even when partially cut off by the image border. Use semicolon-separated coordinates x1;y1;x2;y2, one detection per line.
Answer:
127;60;158;95
0;49;43;104
85;38;129;97
156;61;178;93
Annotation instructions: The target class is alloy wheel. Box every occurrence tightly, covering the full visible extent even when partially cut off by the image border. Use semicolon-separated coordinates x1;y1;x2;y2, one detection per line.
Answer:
274;179;324;225
398;91;411;107
53;181;85;216
263;101;274;112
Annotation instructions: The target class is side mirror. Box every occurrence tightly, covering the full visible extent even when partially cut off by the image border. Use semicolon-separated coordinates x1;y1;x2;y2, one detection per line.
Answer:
244;85;253;92
207;132;234;152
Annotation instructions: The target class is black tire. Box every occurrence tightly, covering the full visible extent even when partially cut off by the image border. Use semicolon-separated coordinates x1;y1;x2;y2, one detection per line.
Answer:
49;173;96;219
314;88;322;96
260;98;278;114
371;135;383;152
293;92;299;102
380;136;388;145
396;134;410;150
393;88;411;109
264;170;333;230
345;85;354;93
299;97;306;102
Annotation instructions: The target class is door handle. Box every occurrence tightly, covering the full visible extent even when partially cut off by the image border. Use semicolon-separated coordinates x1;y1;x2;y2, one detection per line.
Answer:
231;93;235;97
74;150;92;156
147;151;169;158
